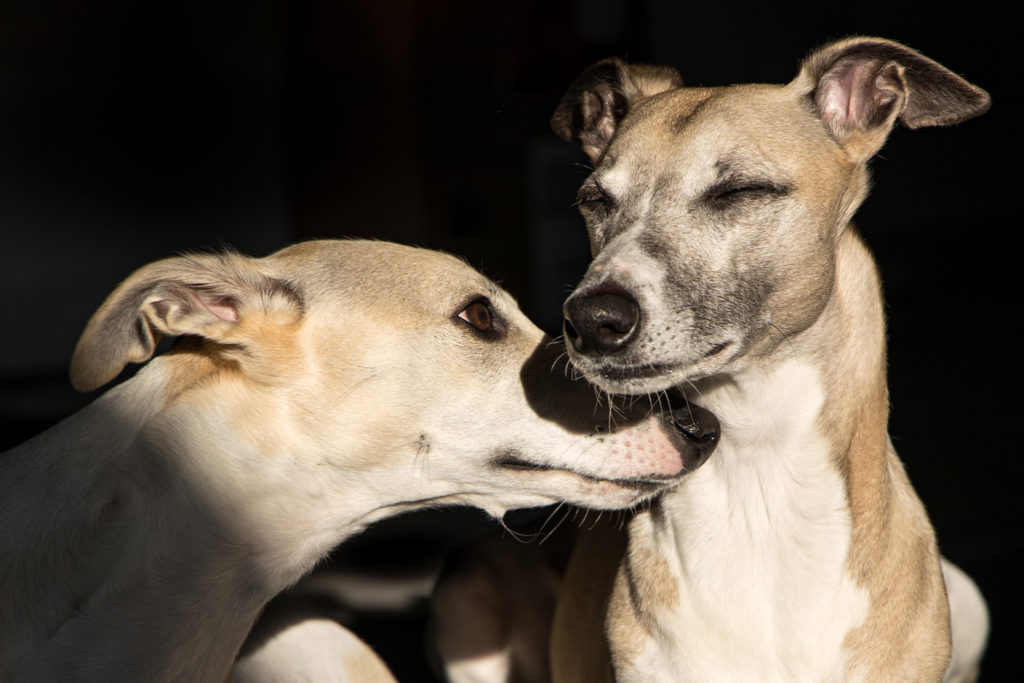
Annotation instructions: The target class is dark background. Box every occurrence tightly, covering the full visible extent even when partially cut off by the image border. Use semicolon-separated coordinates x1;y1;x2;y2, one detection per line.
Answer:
1;1;1018;680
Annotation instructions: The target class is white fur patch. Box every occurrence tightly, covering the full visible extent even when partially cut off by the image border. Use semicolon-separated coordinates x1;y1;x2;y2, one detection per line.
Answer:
618;360;870;681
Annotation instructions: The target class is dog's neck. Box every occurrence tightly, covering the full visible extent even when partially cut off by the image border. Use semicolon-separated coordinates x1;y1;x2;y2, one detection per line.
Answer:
1;356;386;682
613;229;943;679
681;227;889;540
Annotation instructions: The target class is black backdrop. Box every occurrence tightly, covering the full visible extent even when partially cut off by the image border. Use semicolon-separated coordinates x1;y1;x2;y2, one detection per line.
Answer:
1;2;1018;680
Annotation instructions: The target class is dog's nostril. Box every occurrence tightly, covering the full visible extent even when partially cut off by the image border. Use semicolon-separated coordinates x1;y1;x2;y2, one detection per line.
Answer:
562;318;584;352
564;289;640;355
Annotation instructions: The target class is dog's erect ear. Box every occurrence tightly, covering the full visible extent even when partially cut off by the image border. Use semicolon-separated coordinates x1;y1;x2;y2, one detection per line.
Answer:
795;36;990;162
551;58;682;163
70;252;302;392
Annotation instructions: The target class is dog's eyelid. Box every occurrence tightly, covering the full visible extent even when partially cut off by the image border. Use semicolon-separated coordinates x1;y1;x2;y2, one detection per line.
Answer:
454;296;506;337
576;182;614;213
704;177;791;204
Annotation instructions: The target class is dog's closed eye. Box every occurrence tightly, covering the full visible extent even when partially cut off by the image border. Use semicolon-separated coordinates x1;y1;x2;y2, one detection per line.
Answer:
704;179;791;209
576;183;614;215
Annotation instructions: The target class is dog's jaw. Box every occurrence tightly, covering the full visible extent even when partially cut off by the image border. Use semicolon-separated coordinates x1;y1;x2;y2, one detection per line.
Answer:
567;340;742;395
487;403;720;507
442;406;721;516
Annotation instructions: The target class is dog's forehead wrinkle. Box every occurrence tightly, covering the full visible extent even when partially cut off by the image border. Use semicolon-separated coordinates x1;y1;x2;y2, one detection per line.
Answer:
625;88;810;188
651;171;688;203
715;155;775;181
665;87;717;133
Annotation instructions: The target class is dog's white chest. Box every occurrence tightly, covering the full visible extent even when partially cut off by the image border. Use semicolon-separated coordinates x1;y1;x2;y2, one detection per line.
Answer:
617;360;871;682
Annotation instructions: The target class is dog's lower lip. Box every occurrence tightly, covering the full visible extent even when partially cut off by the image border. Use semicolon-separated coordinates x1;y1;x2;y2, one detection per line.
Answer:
596;362;681;381
589;346;732;384
493;455;675;490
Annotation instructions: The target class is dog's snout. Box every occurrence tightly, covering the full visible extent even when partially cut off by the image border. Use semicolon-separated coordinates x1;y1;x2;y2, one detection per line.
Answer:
563;287;640;355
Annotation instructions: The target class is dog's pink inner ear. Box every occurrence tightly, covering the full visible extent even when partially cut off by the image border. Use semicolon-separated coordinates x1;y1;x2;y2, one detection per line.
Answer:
805;38;990;137
816;57;904;134
196;292;239;323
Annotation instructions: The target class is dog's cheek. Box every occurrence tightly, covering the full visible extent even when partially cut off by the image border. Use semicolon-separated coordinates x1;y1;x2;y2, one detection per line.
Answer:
762;219;838;339
719;271;774;336
770;265;835;337
712;208;834;351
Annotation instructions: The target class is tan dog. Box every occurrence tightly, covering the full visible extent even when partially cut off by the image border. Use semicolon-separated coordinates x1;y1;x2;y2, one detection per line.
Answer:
0;240;720;682
549;37;990;681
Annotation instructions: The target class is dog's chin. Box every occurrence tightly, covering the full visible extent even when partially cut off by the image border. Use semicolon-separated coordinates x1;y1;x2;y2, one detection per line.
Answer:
492;462;680;510
569;342;739;395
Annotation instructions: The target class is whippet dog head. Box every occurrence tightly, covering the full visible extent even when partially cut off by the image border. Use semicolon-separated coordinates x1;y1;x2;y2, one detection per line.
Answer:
69;240;719;518
554;37;989;395
3;240;720;682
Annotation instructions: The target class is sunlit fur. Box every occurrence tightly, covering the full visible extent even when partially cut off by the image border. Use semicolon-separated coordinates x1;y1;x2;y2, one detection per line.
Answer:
0;240;697;682
550;37;989;682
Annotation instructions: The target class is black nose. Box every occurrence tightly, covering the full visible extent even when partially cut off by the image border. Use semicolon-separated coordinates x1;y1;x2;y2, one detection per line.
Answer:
563;286;640;355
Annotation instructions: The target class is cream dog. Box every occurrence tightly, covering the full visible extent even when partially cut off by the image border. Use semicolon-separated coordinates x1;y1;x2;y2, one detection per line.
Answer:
0;239;719;682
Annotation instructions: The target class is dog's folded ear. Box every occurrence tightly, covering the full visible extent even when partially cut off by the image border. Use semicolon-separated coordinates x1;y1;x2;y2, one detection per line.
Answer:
795;36;990;162
70;252;302;392
551;58;682;162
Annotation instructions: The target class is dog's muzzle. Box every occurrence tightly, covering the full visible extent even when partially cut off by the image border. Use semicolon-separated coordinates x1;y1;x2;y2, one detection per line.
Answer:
494;399;720;485
563;285;640;355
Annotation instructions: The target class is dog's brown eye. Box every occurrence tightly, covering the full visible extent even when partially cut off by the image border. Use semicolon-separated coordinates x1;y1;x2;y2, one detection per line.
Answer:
459;301;493;331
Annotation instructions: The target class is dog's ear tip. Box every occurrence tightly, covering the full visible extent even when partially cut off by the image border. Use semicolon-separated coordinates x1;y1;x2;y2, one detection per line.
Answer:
69;365;107;393
549;108;576;141
972;89;992;116
69;377;100;394
798;36;989;161
69;347;117;393
900;74;991;130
